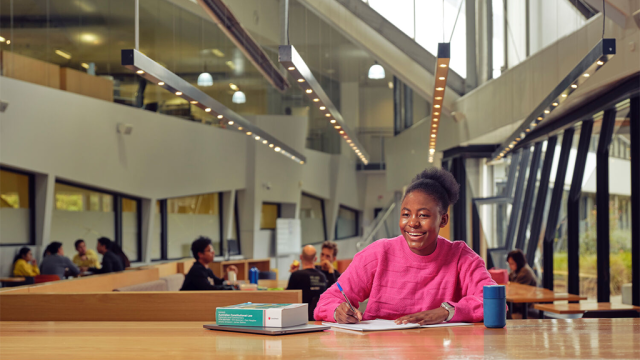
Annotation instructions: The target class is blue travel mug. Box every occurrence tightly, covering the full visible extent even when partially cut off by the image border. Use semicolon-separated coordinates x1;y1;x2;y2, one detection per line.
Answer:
250;267;259;284
483;285;506;328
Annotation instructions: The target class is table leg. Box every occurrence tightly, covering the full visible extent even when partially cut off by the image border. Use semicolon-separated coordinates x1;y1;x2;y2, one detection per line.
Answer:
522;303;528;319
508;301;513;319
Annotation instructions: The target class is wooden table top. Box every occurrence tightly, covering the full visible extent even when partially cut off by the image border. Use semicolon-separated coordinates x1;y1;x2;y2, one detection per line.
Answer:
0;277;26;282
534;302;640;314
506;282;587;303
1;319;638;359
258;279;289;288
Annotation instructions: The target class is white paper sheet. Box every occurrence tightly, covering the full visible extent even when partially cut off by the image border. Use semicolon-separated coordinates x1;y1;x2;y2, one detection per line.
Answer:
322;319;420;332
323;319;473;332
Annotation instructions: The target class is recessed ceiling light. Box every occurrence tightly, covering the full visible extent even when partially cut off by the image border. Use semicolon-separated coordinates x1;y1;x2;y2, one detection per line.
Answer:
436;87;444;91
228;121;234;125
330;120;336;123
298;79;305;82
314;98;320;102
190;101;198;104
205;108;211;112
439;77;445;80
288;66;295;70
175;91;182;96
158;82;165;86
439;64;447;68
246;131;252;136
217;115;223;119
306;89;313;94
571;84;578;89
136;70;145;75
55;50;72;59
319;106;326;110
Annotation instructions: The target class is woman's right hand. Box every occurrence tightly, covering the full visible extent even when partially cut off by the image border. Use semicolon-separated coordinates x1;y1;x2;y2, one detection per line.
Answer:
334;302;363;324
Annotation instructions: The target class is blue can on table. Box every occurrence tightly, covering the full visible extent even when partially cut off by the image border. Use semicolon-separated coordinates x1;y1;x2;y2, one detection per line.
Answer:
249;267;259;284
483;285;506;328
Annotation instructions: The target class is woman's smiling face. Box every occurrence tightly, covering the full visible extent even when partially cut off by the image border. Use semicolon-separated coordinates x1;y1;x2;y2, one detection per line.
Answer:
399;190;448;256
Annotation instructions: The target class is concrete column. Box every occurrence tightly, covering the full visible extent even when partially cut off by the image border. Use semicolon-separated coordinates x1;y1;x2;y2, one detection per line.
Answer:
139;198;156;264
34;173;55;249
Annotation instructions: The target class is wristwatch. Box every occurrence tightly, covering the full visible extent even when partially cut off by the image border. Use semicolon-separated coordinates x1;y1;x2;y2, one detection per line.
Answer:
441;302;455;322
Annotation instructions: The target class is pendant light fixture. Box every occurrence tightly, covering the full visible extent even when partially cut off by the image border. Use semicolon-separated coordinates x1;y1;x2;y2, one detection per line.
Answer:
368;61;385;80
491;38;616;161
232;90;246;104
197;70;213;87
122;48;305;164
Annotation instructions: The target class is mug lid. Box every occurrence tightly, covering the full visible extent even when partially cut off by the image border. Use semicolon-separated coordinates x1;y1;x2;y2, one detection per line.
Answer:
483;285;506;299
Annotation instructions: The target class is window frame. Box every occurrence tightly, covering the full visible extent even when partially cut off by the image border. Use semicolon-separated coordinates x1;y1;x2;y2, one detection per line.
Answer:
0;166;36;246
300;192;328;245
156;192;227;261
54;180;143;262
334;204;360;240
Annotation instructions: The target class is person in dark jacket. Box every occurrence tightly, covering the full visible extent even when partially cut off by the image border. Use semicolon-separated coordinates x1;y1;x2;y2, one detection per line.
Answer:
180;237;237;291
90;237;124;274
287;245;328;320
316;241;341;289
507;249;537;286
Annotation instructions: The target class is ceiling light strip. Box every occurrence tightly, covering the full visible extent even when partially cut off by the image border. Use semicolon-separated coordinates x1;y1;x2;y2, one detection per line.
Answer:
121;49;305;164
196;0;290;93
279;45;370;165
491;38;616;161
428;43;450;163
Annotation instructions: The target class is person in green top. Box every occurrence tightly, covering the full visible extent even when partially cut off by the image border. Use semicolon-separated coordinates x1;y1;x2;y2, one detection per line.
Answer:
13;247;40;277
72;239;101;271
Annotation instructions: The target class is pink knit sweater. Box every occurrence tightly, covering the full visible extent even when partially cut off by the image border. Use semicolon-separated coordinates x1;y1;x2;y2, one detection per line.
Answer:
314;235;496;323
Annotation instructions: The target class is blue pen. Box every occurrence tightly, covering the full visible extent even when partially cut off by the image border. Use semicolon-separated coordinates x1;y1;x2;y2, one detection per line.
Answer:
336;282;358;320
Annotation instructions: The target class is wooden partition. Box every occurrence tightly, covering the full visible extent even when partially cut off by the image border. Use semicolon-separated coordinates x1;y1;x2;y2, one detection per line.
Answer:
0;290;302;321
210;259;270;280
60;67;114;102
0;269;159;294
1;51;60;89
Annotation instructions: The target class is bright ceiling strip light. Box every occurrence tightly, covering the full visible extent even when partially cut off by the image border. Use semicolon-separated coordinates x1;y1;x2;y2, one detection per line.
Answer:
428;43;450;164
279;45;370;165
491;38;616;161
121;48;305;164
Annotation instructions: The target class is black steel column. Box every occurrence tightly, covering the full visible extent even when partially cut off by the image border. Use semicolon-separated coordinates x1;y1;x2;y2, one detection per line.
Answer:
505;147;530;250
515;142;542;250
630;96;640;306
114;195;123;247
596;109;616;302
526;136;557;266
160;199;168;260
543;128;575;290
472;201;481;254
452;157;467;241
393;76;402;135
567;120;594;296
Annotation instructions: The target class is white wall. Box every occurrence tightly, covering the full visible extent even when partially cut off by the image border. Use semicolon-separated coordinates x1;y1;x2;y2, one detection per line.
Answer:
359;87;393;129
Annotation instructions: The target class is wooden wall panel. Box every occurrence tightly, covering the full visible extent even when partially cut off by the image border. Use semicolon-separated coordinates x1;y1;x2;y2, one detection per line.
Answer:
24;269;160;294
1;51;60;89
60;67;113;102
0;290;302;321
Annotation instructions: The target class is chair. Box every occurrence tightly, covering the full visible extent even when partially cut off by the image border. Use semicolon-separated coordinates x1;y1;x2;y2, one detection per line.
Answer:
582;310;640;319
34;275;60;284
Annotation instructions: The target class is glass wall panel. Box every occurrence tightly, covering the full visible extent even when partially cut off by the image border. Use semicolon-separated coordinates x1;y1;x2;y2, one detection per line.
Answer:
167;193;220;259
551;125;581;294
608;109;632;303
122;197;139;262
51;183;115;256
336;206;359;239
0;169;31;244
492;0;505;78
300;194;325;245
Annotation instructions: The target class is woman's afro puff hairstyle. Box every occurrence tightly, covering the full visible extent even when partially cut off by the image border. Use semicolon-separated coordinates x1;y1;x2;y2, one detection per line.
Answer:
404;168;460;214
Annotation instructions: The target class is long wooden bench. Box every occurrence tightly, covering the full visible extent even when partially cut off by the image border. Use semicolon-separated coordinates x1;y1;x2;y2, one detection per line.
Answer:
534;302;640;316
0;290;302;321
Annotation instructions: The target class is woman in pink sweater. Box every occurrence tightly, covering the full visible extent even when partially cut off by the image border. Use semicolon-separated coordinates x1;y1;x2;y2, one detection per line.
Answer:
314;168;497;324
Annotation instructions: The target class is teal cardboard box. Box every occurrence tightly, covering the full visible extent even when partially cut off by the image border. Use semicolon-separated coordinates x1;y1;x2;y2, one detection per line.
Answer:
216;303;308;327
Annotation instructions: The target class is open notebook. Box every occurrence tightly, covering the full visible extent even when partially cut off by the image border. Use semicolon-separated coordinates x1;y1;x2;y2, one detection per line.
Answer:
322;319;472;332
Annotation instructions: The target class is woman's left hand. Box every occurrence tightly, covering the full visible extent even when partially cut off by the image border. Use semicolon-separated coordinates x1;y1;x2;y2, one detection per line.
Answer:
394;307;449;325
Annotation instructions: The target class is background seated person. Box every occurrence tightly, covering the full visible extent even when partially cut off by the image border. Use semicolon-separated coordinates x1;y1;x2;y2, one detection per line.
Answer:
507;249;537;286
180;237;237;291
287;245;328;320
40;242;79;279
89;237;124;274
110;242;131;268
314;168;497;325
13;247;40;277
317;241;341;288
72;239;101;272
